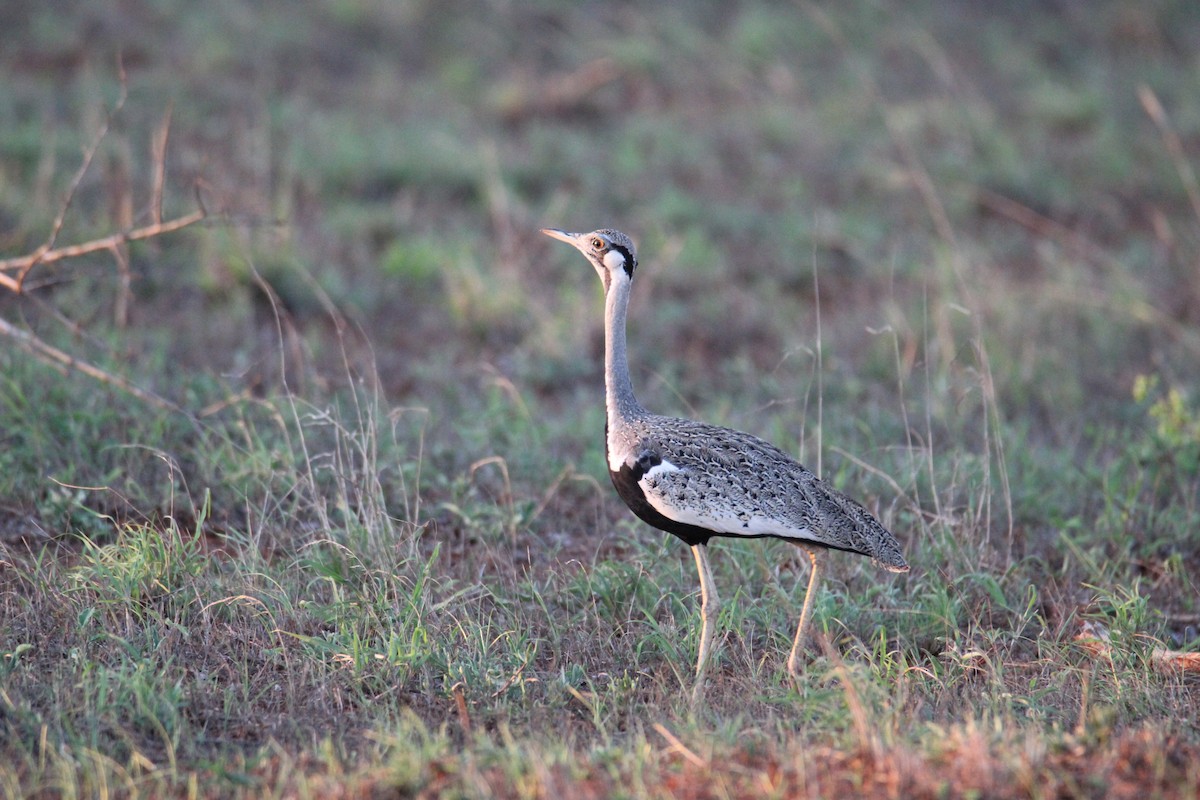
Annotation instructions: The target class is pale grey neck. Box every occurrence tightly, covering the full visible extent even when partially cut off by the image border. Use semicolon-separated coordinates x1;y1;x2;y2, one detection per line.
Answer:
604;277;647;425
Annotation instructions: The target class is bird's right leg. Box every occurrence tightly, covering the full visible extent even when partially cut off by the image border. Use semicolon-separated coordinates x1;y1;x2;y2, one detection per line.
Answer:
787;546;823;679
690;542;720;705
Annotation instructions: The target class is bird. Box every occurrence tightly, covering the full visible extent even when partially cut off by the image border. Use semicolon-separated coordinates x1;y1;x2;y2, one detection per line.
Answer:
542;226;909;702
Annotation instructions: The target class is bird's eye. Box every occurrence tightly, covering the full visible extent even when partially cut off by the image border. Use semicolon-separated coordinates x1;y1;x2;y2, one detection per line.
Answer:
591;238;605;250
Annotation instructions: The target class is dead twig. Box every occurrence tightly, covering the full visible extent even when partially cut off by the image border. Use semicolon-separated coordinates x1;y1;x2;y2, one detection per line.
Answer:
1076;620;1200;674
653;723;708;769
0;315;184;414
36;60;129;268
150;102;174;225
450;682;471;736
0;56;209;415
1138;85;1200;226
0;56;205;294
0;209;207;292
972;186;1123;272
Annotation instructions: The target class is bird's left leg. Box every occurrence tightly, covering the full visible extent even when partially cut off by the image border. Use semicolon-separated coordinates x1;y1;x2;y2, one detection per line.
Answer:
691;542;720;705
787;546;823;679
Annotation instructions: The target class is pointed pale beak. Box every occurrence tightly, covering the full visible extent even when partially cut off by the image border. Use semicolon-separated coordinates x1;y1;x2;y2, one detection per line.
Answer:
540;228;584;249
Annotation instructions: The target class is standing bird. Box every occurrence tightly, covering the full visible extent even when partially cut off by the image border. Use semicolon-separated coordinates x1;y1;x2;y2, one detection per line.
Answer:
542;227;909;701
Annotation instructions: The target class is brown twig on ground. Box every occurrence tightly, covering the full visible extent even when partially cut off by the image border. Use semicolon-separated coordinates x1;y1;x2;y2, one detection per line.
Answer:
1076;620;1200;674
0;316;183;413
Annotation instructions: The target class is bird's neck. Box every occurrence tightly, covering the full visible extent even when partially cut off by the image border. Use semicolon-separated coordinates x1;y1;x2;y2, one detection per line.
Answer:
604;279;646;427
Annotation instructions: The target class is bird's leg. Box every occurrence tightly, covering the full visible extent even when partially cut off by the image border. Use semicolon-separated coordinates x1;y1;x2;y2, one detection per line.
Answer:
787;547;823;679
691;542;720;705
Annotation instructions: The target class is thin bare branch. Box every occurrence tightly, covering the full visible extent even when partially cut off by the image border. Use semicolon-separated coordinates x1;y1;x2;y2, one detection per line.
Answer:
0;315;184;414
151;102;174;225
1139;84;1200;226
0;208;206;290
973;186;1122;272
41;62;129;261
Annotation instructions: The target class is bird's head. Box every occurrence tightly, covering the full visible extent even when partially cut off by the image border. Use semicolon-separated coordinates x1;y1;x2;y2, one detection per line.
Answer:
541;228;637;293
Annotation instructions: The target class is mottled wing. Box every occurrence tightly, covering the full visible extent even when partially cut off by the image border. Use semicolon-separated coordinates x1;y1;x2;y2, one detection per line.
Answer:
634;416;908;571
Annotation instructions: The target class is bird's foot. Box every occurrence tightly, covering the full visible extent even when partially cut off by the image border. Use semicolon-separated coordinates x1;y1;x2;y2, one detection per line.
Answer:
786;632;827;682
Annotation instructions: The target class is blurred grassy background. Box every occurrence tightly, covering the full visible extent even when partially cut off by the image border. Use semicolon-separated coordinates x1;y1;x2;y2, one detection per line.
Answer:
2;1;1199;796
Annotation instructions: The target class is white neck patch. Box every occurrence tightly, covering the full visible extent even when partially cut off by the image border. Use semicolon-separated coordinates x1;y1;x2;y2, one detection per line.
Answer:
603;249;627;274
606;433;627;471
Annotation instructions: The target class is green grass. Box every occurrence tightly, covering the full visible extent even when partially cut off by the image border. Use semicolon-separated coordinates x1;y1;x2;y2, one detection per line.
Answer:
3;1;1200;797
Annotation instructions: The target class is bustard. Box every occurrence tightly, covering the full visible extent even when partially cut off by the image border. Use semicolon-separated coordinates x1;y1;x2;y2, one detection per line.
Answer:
543;227;909;700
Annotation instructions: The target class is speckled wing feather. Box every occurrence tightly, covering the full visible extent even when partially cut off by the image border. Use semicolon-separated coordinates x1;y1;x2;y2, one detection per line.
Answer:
626;415;909;572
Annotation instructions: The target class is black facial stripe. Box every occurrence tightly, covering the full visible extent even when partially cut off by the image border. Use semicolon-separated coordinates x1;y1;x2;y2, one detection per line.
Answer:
610;244;635;278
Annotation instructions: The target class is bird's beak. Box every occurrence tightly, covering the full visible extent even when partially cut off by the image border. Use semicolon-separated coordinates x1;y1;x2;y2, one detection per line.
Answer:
540;228;584;249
